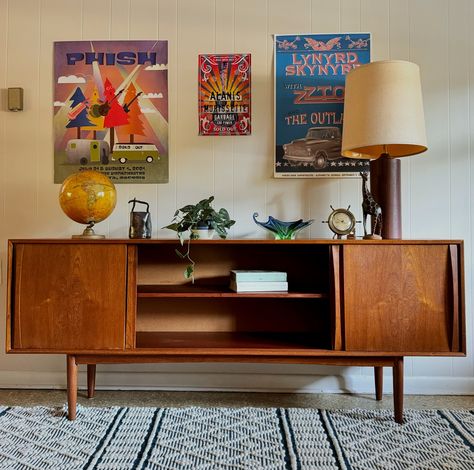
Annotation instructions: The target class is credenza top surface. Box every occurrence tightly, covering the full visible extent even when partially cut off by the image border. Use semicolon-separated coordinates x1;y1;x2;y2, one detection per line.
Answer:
8;238;463;245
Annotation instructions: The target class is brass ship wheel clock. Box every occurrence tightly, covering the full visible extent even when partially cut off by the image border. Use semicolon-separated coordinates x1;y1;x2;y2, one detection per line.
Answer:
324;205;357;239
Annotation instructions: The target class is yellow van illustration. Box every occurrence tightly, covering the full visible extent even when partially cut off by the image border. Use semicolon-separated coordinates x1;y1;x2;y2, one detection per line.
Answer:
66;139;110;165
111;143;159;164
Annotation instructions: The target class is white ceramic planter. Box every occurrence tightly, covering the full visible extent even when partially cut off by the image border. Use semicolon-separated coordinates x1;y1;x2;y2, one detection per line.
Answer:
190;228;215;239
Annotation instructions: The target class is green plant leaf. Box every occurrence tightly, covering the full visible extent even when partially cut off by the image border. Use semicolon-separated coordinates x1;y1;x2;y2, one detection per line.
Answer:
198;196;214;207
214;225;227;239
218;208;230;220
184;265;194;279
164;196;232;281
163;223;179;231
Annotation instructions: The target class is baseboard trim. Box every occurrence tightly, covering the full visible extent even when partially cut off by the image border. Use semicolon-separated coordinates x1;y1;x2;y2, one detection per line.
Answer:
0;371;473;395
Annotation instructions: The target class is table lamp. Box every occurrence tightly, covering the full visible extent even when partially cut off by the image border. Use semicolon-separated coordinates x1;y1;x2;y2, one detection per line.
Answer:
341;60;427;239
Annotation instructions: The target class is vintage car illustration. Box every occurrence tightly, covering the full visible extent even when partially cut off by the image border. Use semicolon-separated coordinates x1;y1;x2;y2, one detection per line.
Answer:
111;143;159;164
66;139;110;165
282;126;342;169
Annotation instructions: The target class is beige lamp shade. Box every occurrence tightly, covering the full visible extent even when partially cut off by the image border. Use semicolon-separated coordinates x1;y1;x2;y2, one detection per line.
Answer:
341;60;427;159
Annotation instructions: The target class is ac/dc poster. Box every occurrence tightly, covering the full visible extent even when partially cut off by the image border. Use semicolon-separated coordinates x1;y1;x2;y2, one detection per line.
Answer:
53;40;168;184
198;54;251;136
274;33;371;178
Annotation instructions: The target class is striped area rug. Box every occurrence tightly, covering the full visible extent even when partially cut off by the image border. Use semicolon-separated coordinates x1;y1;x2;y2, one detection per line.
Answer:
0;405;473;469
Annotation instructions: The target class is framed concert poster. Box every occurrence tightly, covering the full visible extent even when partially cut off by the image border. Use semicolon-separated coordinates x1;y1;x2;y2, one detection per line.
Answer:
274;33;371;178
54;40;168;184
198;53;251;136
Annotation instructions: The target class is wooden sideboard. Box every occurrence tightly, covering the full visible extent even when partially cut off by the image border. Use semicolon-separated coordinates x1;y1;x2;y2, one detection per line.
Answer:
6;239;465;422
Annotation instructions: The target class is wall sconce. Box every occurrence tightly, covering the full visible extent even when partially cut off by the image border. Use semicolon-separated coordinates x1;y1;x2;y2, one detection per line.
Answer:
8;87;24;111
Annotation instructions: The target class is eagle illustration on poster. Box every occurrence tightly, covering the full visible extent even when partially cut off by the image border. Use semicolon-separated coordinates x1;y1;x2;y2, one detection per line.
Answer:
53;40;168;184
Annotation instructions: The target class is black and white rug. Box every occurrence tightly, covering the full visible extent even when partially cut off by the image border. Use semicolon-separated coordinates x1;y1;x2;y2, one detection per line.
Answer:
0;405;473;469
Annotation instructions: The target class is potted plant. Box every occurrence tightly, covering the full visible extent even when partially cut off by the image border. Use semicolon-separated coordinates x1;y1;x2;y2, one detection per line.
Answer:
163;196;235;282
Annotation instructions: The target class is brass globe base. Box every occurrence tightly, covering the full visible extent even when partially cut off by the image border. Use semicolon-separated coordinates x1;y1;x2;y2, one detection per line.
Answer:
72;225;105;239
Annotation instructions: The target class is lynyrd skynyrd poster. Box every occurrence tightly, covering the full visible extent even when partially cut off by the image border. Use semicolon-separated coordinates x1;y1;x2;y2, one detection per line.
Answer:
54;40;168;184
274;33;371;178
198;54;251;136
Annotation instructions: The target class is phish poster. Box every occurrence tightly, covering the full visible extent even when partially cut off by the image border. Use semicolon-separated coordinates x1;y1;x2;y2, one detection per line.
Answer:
274;33;371;178
198;54;251;136
54;40;168;184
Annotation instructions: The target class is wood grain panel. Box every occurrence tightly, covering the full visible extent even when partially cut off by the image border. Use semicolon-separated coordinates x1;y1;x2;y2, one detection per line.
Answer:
13;243;127;351
75;353;400;365
126;245;138;349
5;241;13;352
343;244;457;352
135;332;328;351
330;245;343;350
136;297;329;335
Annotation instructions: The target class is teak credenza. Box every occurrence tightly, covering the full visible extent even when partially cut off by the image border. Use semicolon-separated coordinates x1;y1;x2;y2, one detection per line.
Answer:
6;239;466;422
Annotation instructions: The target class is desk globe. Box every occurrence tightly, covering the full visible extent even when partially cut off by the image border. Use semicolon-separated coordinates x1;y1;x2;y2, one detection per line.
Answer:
59;170;117;239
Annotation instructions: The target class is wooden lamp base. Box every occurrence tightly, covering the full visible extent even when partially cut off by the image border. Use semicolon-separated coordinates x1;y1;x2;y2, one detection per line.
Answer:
370;154;401;240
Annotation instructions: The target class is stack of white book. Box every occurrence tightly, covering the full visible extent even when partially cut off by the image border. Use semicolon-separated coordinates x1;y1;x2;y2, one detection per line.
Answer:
229;270;288;292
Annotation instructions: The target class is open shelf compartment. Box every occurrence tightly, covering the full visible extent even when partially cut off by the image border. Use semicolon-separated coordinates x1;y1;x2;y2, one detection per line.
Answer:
133;242;334;352
135;331;331;351
134;296;331;351
136;242;331;294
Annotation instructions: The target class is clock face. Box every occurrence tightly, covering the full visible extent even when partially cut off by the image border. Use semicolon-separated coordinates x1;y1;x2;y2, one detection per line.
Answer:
328;209;356;235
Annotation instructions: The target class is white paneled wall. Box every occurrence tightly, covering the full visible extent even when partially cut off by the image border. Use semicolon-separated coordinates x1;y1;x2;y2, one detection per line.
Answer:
0;0;472;394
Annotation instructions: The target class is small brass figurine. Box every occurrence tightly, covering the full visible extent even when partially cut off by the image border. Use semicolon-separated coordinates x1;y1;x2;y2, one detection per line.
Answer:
360;172;382;239
128;198;152;239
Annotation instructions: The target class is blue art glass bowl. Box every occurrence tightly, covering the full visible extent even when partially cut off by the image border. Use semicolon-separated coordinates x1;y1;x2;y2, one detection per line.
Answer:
253;212;314;240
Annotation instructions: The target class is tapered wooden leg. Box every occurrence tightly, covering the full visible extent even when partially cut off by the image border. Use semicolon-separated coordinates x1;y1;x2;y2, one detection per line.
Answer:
67;355;78;421
374;366;383;401
87;364;96;399
393;357;404;424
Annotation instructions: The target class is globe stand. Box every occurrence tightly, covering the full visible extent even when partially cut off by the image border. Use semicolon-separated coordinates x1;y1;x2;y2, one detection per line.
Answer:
72;222;105;239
